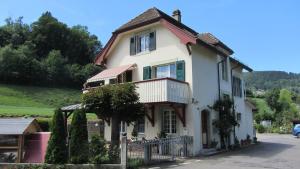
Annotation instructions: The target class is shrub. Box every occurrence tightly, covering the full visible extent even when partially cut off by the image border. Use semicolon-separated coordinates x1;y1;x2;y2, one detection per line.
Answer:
45;109;67;164
69;109;89;164
89;135;109;164
234;136;240;149
36;118;52;131
108;145;120;164
127;159;144;169
256;124;266;133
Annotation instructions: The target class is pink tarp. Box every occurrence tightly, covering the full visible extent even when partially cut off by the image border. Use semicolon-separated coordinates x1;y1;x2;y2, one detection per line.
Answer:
23;132;50;163
87;64;135;82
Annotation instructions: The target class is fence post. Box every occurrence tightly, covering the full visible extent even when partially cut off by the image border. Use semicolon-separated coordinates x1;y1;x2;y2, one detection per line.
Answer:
121;136;127;169
144;142;151;165
183;136;187;157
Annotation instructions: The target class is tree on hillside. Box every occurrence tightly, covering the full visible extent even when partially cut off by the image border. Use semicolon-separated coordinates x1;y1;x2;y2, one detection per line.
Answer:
265;88;282;113
0;12;102;88
45;109;67;164
69;109;89;164
82;83;144;147
42;50;66;83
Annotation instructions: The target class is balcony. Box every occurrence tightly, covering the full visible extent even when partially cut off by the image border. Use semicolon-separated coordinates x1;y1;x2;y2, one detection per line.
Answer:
135;78;189;104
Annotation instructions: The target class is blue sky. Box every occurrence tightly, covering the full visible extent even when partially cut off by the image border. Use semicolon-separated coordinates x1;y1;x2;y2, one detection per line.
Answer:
1;0;299;72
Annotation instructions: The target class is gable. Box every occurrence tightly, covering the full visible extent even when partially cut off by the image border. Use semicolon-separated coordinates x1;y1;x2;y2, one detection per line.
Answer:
95;19;197;65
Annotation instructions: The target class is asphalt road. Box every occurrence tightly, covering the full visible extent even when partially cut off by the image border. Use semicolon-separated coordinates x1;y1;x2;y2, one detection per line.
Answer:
145;134;300;169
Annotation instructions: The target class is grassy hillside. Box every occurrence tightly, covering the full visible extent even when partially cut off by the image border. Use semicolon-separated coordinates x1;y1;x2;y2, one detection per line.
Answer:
244;71;300;93
0;84;81;117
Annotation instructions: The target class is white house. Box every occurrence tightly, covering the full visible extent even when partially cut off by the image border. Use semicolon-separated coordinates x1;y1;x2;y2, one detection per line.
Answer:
84;8;255;155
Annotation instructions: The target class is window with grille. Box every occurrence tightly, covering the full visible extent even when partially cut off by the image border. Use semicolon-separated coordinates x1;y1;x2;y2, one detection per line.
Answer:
233;76;242;97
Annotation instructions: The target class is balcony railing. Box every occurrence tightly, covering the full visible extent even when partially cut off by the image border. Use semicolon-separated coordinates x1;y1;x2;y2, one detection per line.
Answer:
135;78;189;104
83;78;190;104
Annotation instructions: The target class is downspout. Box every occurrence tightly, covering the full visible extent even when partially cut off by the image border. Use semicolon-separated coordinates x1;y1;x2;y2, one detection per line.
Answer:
231;65;240;140
217;59;226;100
217;58;226;148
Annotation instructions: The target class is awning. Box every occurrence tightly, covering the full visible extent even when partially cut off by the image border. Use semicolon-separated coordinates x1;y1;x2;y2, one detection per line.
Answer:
87;64;136;83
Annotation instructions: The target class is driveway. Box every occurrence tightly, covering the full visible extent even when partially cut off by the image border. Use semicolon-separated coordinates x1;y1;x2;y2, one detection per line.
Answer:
144;134;300;169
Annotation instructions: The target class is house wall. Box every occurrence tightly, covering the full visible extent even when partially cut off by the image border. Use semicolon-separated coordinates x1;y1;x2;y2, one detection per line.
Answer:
102;23;194;141
190;45;223;154
232;67;255;140
100;21;254;154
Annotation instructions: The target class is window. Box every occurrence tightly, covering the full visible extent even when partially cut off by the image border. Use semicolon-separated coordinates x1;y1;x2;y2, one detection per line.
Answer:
109;78;117;84
136;118;145;133
233;76;242;97
163;110;176;134
221;60;228;81
130;31;156;55
237;113;242;121
155;63;176;79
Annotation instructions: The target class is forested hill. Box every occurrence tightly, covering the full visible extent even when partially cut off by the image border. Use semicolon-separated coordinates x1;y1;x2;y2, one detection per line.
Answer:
0;12;102;88
244;71;300;93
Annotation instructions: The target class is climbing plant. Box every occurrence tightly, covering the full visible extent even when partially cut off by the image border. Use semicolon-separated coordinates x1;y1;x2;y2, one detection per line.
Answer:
213;98;237;149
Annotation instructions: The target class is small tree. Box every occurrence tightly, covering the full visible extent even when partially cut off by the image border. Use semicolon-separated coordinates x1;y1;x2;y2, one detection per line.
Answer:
69;109;89;164
82;83;144;149
213;98;237;149
45;109;67;164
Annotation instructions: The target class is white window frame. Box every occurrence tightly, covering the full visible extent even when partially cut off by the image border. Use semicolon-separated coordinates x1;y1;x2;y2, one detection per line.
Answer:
154;63;176;79
221;60;228;81
135;31;151;54
162;110;176;134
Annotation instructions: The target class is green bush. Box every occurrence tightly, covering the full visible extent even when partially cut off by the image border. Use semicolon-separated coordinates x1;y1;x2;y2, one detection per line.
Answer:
127;159;144;169
89;135;109;164
69;109;89;164
36;118;52;131
45;110;67;164
256;124;266;133
108;145;120;164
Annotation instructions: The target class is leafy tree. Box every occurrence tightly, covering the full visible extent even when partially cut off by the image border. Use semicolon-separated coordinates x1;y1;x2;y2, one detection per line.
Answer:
82;83;144;147
0;12;102;88
69;109;89;164
265;88;282;113
42;50;66;83
45;109;67;164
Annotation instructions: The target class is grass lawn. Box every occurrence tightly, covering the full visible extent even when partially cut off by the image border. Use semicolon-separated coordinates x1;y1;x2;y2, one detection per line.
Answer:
0;83;82;118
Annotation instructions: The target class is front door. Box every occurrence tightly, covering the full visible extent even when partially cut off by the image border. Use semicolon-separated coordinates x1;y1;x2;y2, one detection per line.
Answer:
201;110;209;148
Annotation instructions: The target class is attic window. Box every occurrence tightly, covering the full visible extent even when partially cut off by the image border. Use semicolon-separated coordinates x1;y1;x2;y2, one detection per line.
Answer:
130;31;156;55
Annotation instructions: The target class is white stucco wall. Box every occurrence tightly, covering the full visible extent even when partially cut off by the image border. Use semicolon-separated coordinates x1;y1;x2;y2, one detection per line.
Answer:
100;21;254;154
102;23;195;142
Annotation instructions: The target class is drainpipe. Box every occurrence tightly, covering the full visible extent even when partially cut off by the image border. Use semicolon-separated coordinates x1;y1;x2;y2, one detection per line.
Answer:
231;66;239;140
217;59;226;100
217;58;226;148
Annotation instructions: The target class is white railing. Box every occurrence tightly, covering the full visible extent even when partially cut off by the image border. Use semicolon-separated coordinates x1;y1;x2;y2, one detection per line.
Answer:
135;78;189;104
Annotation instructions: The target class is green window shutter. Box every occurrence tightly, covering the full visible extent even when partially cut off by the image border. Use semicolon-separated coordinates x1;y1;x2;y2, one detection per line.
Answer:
143;66;152;80
149;31;156;51
130;36;136;55
176;60;185;81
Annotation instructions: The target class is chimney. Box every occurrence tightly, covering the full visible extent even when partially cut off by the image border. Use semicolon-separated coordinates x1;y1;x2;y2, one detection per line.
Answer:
172;9;181;23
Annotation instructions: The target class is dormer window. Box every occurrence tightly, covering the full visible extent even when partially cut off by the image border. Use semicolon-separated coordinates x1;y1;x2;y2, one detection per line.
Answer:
130;31;156;55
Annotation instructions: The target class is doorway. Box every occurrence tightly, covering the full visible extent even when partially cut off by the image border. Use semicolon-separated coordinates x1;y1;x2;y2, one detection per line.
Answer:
201;110;209;148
